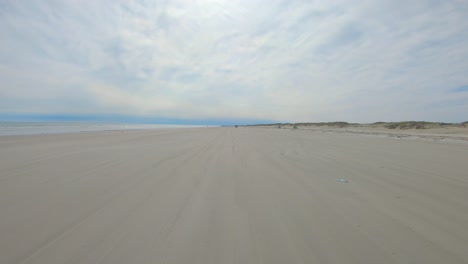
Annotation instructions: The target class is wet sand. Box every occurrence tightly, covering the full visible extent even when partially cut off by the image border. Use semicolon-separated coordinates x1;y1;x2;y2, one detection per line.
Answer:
1;127;467;264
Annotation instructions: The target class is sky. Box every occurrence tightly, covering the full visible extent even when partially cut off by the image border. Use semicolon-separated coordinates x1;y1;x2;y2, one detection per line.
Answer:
1;0;468;124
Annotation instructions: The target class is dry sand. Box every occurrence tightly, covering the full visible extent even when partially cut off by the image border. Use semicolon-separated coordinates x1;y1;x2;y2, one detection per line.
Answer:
268;124;468;143
301;126;468;143
1;127;467;264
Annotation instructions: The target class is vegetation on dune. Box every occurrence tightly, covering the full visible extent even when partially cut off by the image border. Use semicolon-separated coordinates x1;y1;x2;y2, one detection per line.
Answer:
383;121;457;129
248;121;468;129
295;122;353;128
372;122;387;125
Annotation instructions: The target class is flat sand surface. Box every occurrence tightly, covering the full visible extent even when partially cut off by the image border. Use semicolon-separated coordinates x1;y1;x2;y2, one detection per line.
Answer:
1;127;467;264
269;125;468;143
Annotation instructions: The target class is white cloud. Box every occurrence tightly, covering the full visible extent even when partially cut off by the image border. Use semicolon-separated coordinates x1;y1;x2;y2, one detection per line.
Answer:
1;0;468;123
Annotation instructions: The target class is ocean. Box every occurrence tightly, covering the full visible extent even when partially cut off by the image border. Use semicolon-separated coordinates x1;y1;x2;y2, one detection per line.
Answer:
0;122;198;136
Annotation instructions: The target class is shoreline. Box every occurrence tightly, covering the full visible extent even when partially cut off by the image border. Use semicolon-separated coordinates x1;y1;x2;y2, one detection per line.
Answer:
0;122;206;137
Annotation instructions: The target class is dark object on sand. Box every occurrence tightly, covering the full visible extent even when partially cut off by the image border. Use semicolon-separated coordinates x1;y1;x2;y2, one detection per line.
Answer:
235;125;238;128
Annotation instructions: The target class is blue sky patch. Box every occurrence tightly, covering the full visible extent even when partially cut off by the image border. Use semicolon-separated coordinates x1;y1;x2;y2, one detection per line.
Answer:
450;86;468;93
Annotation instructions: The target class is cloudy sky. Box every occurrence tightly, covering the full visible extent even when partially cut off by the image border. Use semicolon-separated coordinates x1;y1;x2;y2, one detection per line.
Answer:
1;0;467;124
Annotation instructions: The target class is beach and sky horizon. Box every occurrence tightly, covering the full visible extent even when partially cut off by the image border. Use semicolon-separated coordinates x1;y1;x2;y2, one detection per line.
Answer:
1;1;468;264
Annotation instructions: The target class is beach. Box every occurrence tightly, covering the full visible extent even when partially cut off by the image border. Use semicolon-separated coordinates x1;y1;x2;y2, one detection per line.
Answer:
1;127;467;263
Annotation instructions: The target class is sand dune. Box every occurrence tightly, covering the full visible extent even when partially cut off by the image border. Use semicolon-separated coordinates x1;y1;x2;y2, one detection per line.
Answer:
1;127;467;264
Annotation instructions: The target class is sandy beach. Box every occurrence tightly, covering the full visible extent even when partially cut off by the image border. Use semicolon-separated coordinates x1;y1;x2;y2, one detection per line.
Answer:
1;127;467;264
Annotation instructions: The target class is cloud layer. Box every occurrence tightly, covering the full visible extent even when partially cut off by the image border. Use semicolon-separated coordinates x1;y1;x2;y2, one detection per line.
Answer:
1;0;468;123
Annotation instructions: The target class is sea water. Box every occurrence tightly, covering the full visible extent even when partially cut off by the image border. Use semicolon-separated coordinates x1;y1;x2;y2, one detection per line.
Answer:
0;122;197;136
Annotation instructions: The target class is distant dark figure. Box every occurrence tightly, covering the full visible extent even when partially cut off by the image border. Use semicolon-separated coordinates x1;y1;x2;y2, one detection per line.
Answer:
278;125;281;129
235;125;238;128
